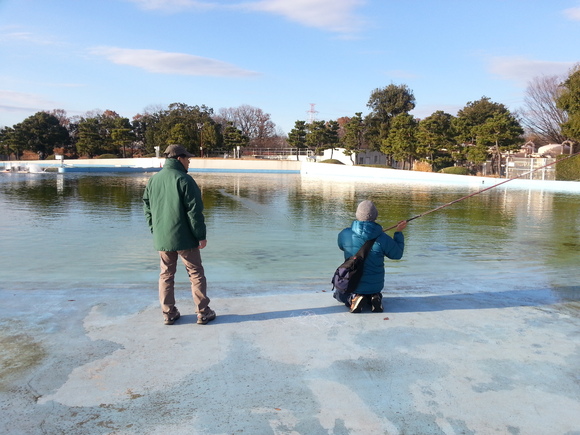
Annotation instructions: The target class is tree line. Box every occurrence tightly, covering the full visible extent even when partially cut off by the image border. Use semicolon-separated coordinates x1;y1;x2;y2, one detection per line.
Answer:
0;103;277;160
288;65;579;173
1;65;579;175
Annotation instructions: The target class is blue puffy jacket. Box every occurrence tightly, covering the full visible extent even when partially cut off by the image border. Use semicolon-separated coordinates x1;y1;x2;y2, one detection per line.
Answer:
337;220;404;295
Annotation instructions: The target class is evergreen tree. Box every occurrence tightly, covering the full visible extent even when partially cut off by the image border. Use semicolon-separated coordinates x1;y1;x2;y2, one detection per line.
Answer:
341;113;365;165
287;120;307;161
382;113;418;170
10;112;69;159
557;65;580;148
453;97;523;173
366;83;415;151
416;111;456;170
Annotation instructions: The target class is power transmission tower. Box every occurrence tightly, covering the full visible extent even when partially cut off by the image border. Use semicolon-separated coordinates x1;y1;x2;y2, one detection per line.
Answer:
307;103;318;123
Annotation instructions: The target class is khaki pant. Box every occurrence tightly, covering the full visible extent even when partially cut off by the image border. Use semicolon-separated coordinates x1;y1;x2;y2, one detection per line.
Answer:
158;249;210;315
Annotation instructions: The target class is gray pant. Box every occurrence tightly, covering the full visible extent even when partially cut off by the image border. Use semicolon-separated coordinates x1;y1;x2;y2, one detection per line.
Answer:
158;249;210;315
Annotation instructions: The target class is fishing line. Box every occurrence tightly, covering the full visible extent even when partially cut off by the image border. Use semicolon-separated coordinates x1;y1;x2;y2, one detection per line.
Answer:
383;151;580;231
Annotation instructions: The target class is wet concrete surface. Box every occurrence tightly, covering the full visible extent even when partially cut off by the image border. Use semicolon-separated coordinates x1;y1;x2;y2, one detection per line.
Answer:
1;288;579;435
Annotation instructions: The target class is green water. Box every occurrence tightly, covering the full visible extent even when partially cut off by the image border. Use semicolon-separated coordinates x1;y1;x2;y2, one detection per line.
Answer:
0;172;578;305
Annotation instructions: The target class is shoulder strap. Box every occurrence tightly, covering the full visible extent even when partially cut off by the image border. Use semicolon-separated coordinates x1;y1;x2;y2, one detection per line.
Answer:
354;237;378;259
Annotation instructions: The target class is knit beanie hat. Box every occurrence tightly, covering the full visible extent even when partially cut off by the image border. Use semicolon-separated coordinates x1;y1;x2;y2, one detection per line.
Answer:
356;200;378;221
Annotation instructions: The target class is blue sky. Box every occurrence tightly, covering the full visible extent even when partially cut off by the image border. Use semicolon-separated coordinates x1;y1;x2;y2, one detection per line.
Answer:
1;0;579;134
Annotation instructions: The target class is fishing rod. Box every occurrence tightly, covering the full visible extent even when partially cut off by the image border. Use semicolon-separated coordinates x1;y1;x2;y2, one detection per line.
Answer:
383;150;580;231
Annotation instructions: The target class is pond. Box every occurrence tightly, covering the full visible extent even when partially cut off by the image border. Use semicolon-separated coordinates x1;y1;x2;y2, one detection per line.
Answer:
0;171;578;305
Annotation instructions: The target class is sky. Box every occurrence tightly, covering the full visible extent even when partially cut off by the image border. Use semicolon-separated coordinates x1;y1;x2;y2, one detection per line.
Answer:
1;0;579;135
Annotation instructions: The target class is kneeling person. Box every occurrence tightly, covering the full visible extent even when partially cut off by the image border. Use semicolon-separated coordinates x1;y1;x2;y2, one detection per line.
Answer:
336;200;406;313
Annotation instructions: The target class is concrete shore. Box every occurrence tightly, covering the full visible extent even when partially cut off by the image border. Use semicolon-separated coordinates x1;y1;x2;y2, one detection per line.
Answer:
1;286;579;434
3;157;579;191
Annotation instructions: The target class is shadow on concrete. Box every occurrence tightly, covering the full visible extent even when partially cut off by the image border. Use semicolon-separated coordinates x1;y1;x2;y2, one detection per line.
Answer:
385;288;578;313
209;305;347;324
175;288;580;325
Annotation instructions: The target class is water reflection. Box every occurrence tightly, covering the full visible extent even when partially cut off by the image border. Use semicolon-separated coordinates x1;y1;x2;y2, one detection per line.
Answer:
0;172;578;305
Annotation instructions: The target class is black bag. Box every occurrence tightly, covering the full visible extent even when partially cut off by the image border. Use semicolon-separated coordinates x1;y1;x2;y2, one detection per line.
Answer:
331;237;377;294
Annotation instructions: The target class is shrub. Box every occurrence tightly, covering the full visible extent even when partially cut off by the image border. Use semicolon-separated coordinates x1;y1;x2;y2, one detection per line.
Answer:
439;166;471;175
320;159;344;164
413;161;432;172
556;154;580;181
97;154;118;159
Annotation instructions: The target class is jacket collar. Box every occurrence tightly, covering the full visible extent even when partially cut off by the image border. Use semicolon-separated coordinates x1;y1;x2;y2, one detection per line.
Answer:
163;157;187;173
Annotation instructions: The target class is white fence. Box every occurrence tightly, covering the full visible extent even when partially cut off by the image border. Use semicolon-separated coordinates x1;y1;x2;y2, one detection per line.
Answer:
505;157;556;180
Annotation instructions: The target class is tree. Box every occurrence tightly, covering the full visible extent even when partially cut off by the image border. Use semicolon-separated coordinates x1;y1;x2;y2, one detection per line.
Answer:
520;75;568;144
416;111;456;170
45;109;75;155
453;97;523;173
287;121;307;161
10;112;69;159
382;113;418;170
222;123;249;153
365;83;416;149
111;117;136;158
341;113;365;164
76;117;105;157
216;105;277;148
305;120;328;155
465;144;488;167
454;97;502;143
139;103;215;156
557;64;580;146
0;127;21;159
325;120;340;158
198;121;219;156
474;112;524;175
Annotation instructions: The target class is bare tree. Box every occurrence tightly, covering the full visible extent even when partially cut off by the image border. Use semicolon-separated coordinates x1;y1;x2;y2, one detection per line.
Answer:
520;75;568;144
216;105;276;147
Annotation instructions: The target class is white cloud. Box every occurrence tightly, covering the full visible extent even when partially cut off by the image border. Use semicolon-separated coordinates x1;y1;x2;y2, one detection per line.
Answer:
244;0;366;34
0;90;58;115
487;56;575;86
563;6;580;21
90;46;260;77
126;0;367;35
0;30;59;46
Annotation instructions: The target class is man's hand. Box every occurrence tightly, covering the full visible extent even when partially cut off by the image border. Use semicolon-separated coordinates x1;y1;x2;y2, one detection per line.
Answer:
395;221;407;232
199;240;207;249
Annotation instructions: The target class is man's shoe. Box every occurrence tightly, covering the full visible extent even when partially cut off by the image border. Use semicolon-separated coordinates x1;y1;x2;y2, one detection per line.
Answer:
350;295;365;313
371;293;383;313
164;309;180;325
197;309;216;325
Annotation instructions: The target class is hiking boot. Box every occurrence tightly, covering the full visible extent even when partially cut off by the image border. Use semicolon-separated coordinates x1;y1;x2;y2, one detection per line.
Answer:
164;309;180;325
370;293;383;313
197;309;216;325
350;294;365;313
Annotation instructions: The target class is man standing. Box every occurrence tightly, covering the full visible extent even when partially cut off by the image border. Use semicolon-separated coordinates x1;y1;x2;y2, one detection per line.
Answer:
143;144;216;325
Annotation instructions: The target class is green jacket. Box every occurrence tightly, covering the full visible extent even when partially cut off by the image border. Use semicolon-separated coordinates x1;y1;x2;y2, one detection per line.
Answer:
143;158;206;251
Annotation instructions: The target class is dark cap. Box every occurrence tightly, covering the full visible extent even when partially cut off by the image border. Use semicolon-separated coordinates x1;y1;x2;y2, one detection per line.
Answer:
163;144;194;158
